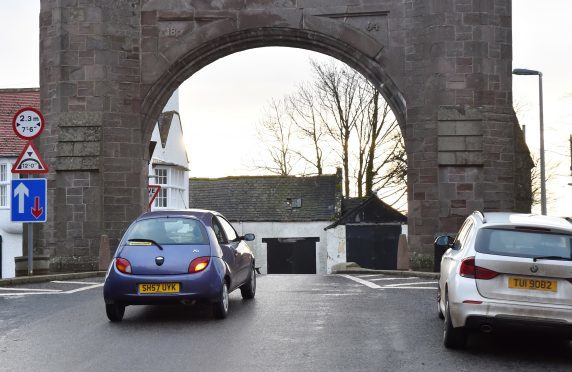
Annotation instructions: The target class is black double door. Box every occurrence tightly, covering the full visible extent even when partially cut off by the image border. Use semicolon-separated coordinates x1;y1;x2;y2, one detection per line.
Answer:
265;237;318;274
346;225;401;270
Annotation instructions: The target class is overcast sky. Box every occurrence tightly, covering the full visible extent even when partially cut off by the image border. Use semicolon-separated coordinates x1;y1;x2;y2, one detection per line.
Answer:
0;0;570;216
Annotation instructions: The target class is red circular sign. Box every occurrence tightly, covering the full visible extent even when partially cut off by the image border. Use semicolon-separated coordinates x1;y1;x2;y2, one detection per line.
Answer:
12;107;45;140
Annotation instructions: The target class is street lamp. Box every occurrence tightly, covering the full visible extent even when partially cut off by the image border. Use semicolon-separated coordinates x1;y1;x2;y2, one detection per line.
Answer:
512;68;546;215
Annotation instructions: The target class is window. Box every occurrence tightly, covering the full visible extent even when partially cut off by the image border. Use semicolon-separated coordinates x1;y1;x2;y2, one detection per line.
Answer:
154;168;168;208
0;163;9;208
152;167;186;209
218;217;238;242
125;217;208;245
155;168;167;184
476;229;572;259
286;197;302;209
453;219;473;251
212;218;226;244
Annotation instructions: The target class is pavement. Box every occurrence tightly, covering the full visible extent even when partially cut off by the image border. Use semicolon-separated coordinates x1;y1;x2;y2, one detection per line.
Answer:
331;261;440;279
0;266;439;287
332;267;440;279
0;271;106;286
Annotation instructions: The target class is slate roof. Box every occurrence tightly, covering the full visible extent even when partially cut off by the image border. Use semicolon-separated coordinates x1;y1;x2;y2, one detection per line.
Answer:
0;88;40;157
325;194;407;229
189;173;341;222
157;111;175;148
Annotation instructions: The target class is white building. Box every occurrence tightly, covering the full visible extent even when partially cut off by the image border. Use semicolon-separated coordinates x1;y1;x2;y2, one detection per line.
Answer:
148;90;190;210
189;172;409;274
0;88;39;279
189;171;343;274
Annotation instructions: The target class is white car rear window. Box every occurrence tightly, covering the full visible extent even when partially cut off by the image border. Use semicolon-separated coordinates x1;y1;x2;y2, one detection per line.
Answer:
475;228;572;259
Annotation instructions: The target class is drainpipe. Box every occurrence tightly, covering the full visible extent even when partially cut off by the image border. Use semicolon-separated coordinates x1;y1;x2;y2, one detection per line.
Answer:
0;235;3;279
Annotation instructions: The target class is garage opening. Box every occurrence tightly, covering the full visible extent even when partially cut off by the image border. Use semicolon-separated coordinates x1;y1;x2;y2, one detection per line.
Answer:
263;237;319;274
346;225;401;270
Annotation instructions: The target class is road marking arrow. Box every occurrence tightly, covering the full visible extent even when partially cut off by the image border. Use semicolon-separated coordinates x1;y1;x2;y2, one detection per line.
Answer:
14;182;29;214
31;196;43;219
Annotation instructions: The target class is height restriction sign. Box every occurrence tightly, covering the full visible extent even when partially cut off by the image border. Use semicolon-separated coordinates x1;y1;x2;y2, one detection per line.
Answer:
12;107;45;140
11;141;49;174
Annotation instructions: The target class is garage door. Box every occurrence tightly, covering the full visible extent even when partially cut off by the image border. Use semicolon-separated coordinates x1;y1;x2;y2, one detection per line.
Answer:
264;237;318;274
346;225;401;270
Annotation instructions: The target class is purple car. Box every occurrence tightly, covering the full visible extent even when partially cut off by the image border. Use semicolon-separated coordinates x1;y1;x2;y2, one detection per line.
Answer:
103;209;256;321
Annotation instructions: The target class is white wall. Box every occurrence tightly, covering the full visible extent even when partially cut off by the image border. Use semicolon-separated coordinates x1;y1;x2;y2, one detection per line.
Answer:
233;221;330;274
0;217;23;279
0;158;22;278
326;225;346;273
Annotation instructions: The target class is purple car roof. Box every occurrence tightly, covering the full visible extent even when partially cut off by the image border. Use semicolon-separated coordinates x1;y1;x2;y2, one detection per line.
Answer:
136;209;219;225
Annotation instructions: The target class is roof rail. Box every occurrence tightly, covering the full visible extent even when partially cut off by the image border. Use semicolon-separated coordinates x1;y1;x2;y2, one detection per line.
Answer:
473;211;487;224
565;217;572;224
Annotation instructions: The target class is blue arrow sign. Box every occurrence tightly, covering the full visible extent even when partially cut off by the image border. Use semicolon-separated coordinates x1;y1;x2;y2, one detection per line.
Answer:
11;179;47;223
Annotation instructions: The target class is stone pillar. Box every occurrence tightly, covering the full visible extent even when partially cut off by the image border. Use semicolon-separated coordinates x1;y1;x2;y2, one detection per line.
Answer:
400;0;531;269
39;0;145;272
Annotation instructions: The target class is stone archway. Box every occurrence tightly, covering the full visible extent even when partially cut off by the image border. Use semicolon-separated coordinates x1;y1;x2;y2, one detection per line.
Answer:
38;0;531;272
140;27;406;143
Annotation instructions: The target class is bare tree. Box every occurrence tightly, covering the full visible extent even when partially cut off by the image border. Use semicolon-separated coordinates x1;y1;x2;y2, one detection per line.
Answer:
373;128;408;209
257;59;407;208
256;99;297;176
311;60;366;198
530;153;559;207
286;84;326;175
359;86;405;198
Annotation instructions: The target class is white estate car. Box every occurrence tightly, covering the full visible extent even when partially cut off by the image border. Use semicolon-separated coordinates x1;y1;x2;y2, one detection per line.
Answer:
437;211;572;349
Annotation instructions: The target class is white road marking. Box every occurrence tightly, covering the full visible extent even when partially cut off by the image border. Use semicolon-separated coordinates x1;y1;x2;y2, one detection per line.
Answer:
0;280;104;297
369;277;418;282
355;274;384;278
340;275;438;290
380;286;436;290
0;292;61;297
384;281;438;287
51;281;101;285
338;274;382;289
0;287;62;292
64;283;104;294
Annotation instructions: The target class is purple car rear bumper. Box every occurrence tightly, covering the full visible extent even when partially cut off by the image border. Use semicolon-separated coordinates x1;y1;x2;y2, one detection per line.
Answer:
103;257;226;305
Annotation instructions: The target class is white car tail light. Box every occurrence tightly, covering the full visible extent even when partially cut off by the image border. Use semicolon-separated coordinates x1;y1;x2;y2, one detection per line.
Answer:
459;256;498;280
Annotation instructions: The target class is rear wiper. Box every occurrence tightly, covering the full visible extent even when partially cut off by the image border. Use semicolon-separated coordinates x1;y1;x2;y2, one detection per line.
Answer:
533;255;571;262
128;238;163;250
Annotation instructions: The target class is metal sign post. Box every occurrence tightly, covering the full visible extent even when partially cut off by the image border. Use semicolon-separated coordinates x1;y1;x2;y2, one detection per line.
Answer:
28;222;33;276
11;107;48;276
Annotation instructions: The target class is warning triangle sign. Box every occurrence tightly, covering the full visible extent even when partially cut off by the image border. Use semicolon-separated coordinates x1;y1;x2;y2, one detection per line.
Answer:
11;141;49;174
